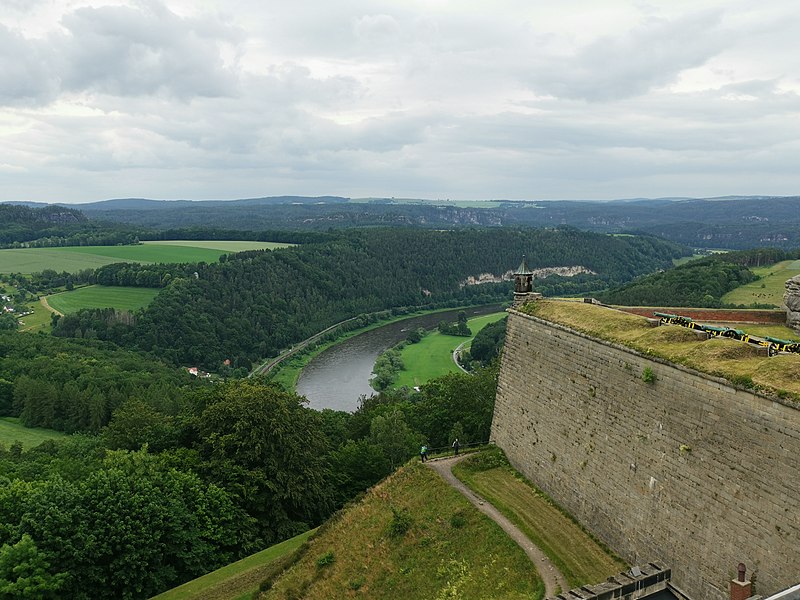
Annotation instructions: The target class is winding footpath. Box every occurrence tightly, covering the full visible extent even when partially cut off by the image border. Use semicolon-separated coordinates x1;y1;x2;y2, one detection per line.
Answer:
426;455;569;597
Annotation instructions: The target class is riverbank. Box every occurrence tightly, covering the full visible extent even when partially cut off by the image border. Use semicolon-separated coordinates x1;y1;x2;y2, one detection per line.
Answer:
269;304;505;393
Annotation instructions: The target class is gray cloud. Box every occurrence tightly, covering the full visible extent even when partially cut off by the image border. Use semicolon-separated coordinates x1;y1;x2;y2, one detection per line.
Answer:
1;1;799;202
58;3;242;99
527;11;728;101
0;24;58;104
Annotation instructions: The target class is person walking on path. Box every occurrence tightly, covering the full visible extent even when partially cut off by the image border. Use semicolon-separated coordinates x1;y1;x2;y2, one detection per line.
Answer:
452;438;460;456
420;444;428;462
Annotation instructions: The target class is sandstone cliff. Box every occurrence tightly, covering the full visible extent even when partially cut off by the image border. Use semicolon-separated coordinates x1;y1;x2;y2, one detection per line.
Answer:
785;275;800;333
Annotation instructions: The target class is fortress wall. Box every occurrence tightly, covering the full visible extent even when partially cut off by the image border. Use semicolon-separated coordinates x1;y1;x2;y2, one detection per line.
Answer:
492;309;800;600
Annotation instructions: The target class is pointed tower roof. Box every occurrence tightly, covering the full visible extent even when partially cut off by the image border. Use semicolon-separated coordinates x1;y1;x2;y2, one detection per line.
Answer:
515;255;532;275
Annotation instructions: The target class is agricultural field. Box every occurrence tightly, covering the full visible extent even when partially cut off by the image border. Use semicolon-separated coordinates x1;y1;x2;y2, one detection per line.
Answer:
0;241;291;274
153;529;316;600
393;312;505;388
0;417;66;448
46;285;160;314
722;259;800;307
350;198;504;208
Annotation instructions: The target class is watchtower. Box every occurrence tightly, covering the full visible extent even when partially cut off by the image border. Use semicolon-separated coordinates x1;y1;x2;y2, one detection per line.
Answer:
513;256;540;306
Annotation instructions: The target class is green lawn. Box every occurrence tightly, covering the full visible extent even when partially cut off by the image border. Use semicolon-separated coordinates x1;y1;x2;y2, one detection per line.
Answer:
0;417;66;448
393;312;505;388
0;241;290;274
152;529;315;600
46;285;160;314
672;253;706;266
722;259;800;307
453;449;626;589
18;300;53;333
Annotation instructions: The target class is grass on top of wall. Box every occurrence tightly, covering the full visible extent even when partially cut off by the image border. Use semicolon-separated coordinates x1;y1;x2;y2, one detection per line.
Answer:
519;300;800;400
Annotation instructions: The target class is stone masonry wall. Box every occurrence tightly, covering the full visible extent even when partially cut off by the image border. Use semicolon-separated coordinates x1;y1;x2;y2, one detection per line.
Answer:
492;309;800;600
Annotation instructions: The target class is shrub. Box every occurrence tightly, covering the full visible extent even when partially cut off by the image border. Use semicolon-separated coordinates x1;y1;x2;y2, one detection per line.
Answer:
388;506;414;538
450;509;468;529
641;367;656;384
316;550;335;568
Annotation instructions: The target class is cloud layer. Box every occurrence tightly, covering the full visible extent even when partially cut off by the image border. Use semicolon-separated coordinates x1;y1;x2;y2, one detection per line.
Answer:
1;0;798;202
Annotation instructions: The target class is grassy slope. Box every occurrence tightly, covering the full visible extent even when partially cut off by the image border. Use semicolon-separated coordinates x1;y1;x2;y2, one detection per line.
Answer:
153;530;315;600
393;312;505;388
45;285;160;314
522;300;800;398
0;241;287;274
453;450;625;589
722;259;800;307
0;417;65;448
262;462;542;600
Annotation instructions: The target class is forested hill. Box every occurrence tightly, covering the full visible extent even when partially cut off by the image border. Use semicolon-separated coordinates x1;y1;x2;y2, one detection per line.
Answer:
598;247;799;307
0;204;87;244
61;195;800;249
53;228;687;369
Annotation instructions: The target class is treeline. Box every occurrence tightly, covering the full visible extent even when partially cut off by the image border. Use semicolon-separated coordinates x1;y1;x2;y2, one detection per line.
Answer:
0;361;498;598
598;248;800;307
0;333;193;433
461;317;507;369
52;228;686;369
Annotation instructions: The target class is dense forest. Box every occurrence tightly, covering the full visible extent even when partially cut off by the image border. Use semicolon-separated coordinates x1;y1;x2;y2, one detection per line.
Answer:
0;319;498;598
598;248;800;307
51;228;686;369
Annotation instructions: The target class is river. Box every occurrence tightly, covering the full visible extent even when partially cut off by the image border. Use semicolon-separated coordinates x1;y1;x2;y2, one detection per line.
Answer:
296;304;503;412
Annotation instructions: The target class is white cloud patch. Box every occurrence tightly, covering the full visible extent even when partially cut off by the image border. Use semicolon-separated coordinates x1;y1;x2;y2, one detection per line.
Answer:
526;10;728;101
0;0;799;202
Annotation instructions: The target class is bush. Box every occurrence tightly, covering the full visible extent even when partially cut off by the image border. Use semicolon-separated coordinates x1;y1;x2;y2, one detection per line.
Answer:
450;509;468;529
388;506;414;538
316;550;335;568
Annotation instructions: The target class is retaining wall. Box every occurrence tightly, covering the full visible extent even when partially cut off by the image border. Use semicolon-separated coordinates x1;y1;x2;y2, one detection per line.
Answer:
491;309;800;600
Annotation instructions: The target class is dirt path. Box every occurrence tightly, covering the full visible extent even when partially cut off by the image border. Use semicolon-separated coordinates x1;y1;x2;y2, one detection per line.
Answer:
426;455;569;597
40;295;63;317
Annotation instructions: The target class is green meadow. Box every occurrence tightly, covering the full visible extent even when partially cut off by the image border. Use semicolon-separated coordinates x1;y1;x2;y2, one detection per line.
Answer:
46;285;160;314
0;417;66;448
393;312;505;388
0;241;290;274
722;259;800;307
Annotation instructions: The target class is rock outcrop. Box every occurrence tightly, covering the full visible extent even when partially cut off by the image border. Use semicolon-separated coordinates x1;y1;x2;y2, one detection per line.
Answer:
786;275;800;333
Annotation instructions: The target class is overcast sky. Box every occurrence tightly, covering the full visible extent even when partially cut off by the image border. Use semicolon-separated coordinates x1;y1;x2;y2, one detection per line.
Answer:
1;0;798;203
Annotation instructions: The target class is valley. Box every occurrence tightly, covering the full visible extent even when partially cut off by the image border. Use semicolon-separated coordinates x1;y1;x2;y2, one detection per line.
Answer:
0;199;798;598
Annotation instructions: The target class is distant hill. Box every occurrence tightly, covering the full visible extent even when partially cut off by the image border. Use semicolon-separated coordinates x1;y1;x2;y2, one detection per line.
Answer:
27;195;800;248
5;195;800;249
0;204;88;245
